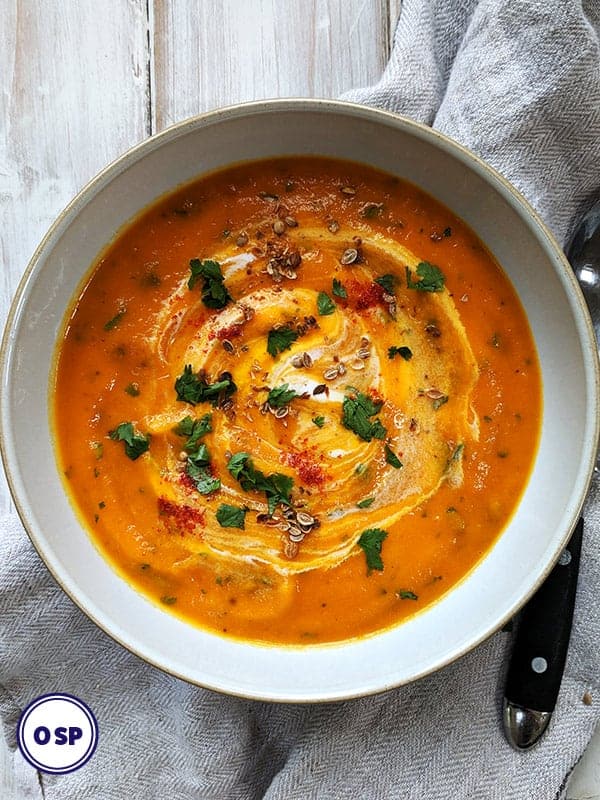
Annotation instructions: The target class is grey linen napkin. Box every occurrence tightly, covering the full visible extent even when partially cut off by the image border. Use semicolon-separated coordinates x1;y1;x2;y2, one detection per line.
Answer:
2;1;600;798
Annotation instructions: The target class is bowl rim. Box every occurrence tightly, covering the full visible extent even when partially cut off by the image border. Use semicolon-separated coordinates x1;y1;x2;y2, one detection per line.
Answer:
1;97;599;702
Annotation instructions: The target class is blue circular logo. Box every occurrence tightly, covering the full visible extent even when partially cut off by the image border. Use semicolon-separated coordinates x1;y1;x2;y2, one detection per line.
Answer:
17;693;99;774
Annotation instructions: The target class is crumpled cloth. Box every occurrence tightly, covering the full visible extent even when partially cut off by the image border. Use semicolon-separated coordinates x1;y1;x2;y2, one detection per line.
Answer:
2;1;600;798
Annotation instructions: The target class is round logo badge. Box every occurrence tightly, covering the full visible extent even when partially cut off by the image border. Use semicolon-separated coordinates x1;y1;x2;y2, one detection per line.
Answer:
17;693;99;774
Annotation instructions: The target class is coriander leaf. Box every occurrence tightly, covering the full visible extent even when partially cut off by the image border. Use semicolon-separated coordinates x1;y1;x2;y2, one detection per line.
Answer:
332;278;347;299
358;528;388;573
342;389;387;442
186;442;210;467
174;413;212;452
216;504;247;530
388;346;413;361
109;422;150;460
397;590;418;600
356;497;375;508
267;383;298;408
188;258;232;309
384;445;403;469
174;365;236;406
186;459;221;494
405;261;445;292
124;382;140;396
374;274;396;295
227;452;250;479
267;325;298;358
104;309;126;331
312;415;325;428
317;291;336;316
227;453;293;514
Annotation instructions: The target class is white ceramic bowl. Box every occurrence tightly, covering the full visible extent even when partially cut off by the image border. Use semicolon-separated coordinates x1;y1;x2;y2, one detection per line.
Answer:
1;100;598;701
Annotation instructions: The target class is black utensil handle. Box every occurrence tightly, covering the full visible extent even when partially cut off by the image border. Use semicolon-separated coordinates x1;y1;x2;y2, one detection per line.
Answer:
504;518;583;713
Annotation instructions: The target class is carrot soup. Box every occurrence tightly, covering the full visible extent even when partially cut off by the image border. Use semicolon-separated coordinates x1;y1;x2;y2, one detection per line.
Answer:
52;157;542;644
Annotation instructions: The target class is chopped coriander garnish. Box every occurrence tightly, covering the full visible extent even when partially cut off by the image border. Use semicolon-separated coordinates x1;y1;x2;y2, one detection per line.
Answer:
317;291;336;316
432;394;449;410
443;227;452;237
332;278;347;299
124;382;140;397
175;365;236;406
355;463;368;476
358;528;388;573
312;415;326;428
374;274;395;295
188;258;232;309
406;262;445;292
267;325;298;358
160;595;177;605
397;589;418;600
103;309;126;331
174;413;212;450
109;422;150;460
227;452;293;515
267;383;298;408
216;504;247;529
388;346;413;361
356;497;375;509
384;445;403;469
342;389;387;442
93;442;104;460
186;458;221;495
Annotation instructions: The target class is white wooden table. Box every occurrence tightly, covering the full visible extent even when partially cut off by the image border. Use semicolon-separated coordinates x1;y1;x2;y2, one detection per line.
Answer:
0;2;598;796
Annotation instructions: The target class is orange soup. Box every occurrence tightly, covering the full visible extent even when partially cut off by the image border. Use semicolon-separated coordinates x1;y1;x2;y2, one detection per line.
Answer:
53;157;541;644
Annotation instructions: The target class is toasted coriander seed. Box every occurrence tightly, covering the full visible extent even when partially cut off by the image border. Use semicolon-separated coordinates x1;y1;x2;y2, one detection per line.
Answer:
296;511;315;528
302;351;313;368
285;216;298;228
357;347;371;360
236;232;248;247
425;388;446;400
341;186;356;195
222;339;235;354
291;355;304;368
328;219;340;234
273;219;286;236
283;539;299;559
337;363;346;376
274;406;289;419
350;358;365;371
323;367;339;381
313;384;327;395
340;248;358;265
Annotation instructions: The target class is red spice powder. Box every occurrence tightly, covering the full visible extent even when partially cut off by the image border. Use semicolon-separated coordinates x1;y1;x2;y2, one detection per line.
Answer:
348;279;385;310
216;323;243;340
158;496;205;535
285;451;328;487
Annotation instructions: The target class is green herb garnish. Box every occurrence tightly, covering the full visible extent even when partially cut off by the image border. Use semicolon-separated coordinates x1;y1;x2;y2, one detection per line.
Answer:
406;262;445;292
397;589;418;600
267;325;298;358
432;394;449;410
374;274;395;295
317;291;336;316
124;382;140;397
342;389;387;442
175;365;236;406
188;258;232;309
356;497;375;509
332;278;347;299
358;528;388;573
312;416;326;428
384;445;403;469
104;309;126;331
267;383;298;408
174;413;212;450
160;595;177;605
109;422;150;460
216;504;247;530
227;452;293;515
388;346;413;361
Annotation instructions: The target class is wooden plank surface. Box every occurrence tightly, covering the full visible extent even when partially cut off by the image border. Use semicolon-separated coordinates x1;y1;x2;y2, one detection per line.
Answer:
151;0;389;130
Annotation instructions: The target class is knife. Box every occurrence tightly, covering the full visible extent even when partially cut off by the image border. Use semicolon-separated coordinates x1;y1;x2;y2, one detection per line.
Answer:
503;517;583;749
